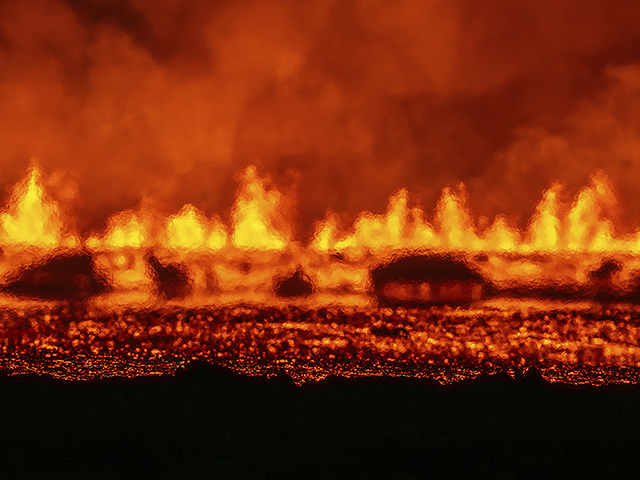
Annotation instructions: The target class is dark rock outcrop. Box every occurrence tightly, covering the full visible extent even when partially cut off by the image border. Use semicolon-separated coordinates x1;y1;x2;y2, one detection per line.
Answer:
3;252;109;300
587;259;622;282
371;253;491;306
372;254;486;285
147;255;191;299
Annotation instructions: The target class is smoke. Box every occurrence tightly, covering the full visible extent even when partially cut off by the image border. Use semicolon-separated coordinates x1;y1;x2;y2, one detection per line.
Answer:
2;0;640;239
476;64;640;232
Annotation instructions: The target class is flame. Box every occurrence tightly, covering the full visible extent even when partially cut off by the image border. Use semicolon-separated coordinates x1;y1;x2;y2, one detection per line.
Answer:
527;183;561;251
0;165;77;249
332;189;410;255
3;164;640;304
231;166;289;250
310;212;340;253
163;204;228;252
483;215;520;252
12;163;631;260
565;172;619;252
103;213;149;249
312;184;482;255
436;185;480;250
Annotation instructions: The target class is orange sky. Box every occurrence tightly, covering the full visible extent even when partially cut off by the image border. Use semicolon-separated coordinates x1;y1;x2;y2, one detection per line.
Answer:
2;0;640;239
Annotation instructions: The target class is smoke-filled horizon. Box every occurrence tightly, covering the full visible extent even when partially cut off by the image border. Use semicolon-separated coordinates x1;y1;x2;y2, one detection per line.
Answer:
2;0;640;239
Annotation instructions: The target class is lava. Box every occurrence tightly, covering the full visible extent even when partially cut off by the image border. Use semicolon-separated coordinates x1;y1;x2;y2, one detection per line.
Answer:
0;166;639;386
2;301;640;386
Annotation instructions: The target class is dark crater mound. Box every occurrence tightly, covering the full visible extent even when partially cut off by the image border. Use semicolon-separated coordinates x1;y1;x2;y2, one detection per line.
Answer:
147;255;191;299
2;251;109;300
274;267;314;298
372;254;485;285
371;253;491;306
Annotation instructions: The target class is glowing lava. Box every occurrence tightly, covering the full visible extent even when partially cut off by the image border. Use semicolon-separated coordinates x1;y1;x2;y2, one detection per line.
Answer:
1;164;640;386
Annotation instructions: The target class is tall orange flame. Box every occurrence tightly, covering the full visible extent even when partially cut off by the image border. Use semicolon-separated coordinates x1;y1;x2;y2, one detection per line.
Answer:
0;165;77;250
527;183;561;251
231;166;289;251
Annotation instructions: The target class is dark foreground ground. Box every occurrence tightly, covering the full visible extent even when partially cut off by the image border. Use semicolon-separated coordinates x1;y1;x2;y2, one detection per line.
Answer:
1;366;640;479
3;301;640;478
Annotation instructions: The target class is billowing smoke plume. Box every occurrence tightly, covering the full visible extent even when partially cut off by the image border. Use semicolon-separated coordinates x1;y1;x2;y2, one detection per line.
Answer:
2;0;640;239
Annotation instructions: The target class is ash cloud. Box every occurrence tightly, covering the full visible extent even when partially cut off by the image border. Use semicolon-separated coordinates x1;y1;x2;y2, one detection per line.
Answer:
2;0;640;239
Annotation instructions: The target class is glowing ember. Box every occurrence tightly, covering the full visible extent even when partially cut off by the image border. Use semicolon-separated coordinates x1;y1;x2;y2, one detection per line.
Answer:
2;302;640;386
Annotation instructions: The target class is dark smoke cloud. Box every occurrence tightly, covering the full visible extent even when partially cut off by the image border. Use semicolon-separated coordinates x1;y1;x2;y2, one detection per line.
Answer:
2;0;640;239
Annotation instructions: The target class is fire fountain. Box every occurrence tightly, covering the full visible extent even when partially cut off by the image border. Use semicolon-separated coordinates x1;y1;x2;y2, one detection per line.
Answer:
1;164;640;386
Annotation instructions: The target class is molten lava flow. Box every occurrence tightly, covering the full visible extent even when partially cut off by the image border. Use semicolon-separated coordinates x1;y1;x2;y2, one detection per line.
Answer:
1;164;640;385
